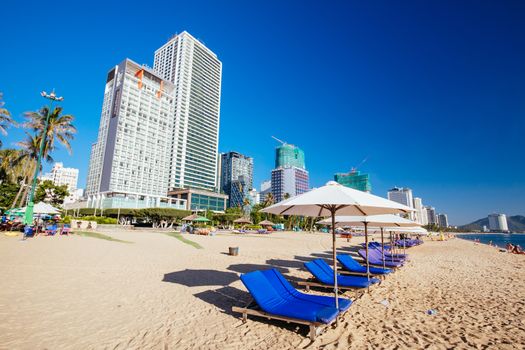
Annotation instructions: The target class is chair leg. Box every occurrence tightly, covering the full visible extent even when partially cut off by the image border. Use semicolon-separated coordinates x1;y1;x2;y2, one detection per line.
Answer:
242;312;247;323
309;325;316;341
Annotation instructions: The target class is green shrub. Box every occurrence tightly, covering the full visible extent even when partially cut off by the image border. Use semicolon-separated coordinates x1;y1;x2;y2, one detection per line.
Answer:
78;216;118;224
61;215;72;224
245;224;262;230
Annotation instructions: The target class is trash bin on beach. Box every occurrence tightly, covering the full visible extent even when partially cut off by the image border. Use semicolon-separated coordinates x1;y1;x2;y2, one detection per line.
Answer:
229;247;239;256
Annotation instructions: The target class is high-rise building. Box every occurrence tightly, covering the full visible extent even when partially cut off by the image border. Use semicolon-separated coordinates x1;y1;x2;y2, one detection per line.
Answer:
425;206;437;225
334;170;371;192
85;59;186;210
412;197;427;225
271;142;309;203
388;187;414;220
438;213;449;228
229;175;250;208
86;31;224;211
387;187;414;207
259;180;272;204
275;143;305;169
271;167;309;203
220;151;253;207
41;162;80;203
153;31;222;192
488;214;509;232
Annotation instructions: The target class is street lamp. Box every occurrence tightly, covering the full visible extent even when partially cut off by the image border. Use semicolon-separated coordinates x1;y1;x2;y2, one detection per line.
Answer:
23;90;64;233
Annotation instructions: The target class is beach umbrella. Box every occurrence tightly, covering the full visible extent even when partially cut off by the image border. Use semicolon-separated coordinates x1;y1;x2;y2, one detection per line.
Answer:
18;202;60;215
261;181;414;309
182;213;200;221
192;216;210;222
317;214;422;271
233;217;253;224
258;220;275;227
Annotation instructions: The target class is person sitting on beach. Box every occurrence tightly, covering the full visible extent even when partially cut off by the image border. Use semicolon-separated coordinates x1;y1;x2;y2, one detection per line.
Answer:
512;245;524;255
507;243;515;252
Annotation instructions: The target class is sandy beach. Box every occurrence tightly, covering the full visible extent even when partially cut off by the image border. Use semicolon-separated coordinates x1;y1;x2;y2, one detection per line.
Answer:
0;230;524;349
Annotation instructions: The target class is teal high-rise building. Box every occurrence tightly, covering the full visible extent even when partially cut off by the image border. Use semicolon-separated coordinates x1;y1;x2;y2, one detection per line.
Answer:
334;170;371;192
275;144;305;169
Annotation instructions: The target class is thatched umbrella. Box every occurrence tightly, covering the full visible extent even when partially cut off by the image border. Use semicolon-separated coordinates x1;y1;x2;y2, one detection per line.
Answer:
258;219;275;227
233;217;253;225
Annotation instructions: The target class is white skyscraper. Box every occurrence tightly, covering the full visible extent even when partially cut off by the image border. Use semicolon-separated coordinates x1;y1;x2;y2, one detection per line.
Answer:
388;187;414;220
153;31;222;192
488;214;509;232
85;59;186;209
413;197;428;225
41;162;80;203
438;213;449;228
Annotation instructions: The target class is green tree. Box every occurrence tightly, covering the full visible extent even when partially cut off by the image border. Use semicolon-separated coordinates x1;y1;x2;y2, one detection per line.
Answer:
24;106;76;154
34;180;69;206
0;182;20;209
0;93;14;148
11;133;54;208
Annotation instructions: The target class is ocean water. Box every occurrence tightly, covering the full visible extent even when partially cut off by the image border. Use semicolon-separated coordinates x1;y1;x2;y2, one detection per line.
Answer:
457;233;525;249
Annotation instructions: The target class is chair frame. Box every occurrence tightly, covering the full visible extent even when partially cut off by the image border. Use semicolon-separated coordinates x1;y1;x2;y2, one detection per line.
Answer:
232;299;346;340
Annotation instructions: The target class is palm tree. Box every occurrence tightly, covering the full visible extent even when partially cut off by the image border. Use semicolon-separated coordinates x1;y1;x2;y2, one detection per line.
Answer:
0;93;14;148
263;192;274;207
0;149;22;184
23;106;76;154
11;133;54;208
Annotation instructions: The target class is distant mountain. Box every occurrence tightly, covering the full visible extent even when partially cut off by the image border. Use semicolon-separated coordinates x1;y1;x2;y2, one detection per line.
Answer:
460;215;525;232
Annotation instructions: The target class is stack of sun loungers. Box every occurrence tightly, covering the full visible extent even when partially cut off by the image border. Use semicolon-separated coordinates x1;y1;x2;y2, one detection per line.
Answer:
395;238;423;247
232;240;422;339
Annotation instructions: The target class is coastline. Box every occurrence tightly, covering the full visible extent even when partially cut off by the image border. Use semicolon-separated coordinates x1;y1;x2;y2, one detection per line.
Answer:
0;230;523;349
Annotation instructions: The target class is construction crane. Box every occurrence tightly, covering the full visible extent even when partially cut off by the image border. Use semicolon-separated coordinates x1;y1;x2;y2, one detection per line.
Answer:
271;136;287;145
350;156;368;173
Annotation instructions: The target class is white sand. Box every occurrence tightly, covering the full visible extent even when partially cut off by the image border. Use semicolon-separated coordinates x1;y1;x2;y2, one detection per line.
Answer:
0;230;523;349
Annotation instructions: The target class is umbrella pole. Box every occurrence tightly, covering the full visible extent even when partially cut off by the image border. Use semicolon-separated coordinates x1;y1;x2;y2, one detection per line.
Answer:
331;208;339;310
381;227;385;270
390;231;394;264
365;222;370;281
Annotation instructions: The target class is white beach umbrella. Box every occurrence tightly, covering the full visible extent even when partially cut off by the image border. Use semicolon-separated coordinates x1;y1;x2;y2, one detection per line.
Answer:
317;214;422;271
261;181;414;309
19;202;60;215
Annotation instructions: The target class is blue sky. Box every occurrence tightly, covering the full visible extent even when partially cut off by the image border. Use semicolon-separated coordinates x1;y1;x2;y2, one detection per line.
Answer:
1;1;524;225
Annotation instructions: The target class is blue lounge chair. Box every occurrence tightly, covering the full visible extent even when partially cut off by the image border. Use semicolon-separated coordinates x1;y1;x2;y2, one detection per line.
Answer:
369;248;407;262
233;269;352;340
337;254;391;276
368;248;406;263
301;259;380;292
358;249;404;268
45;224;58;236
362;242;408;259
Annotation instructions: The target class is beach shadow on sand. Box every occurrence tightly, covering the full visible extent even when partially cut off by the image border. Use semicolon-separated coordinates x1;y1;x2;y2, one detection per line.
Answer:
194;286;251;316
162;269;239;287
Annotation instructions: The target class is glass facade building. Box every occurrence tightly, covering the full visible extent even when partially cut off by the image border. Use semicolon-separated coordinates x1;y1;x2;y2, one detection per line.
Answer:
275;144;305;169
334;170;371;192
220;151;253;208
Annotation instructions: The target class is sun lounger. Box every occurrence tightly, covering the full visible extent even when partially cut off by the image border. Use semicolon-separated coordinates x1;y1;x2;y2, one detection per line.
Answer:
60;225;71;235
368;248;406;263
362;243;408;259
45;225;58;236
358;249;404;268
337;254;391;276
369;247;408;261
232;268;352;340
300;259;380;294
